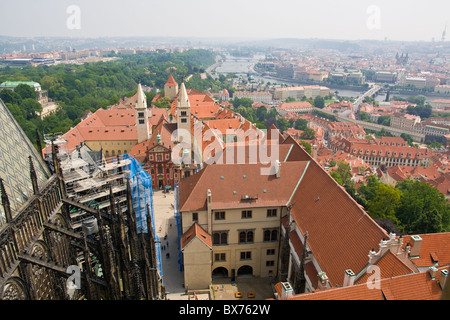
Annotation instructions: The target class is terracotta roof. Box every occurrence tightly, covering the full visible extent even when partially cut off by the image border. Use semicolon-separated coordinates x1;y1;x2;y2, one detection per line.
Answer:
288;281;384;300
356;250;415;284
180;223;212;250
401;233;450;268
165;74;178;86
287;155;388;287
205;118;242;133
277;101;313;110
128;115;175;159
178;161;309;212
217;143;293;165
330;137;429;160
378;268;446;300
289;266;447;300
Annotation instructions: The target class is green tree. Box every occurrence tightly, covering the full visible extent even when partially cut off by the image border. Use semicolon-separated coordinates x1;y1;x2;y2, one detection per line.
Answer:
377;115;391;126
277;117;289;133
300;127;315;140
395;180;450;234
294;118;308;130
231;97;253;109
285;96;296;103
330;171;343;185
366;183;402;224
256;106;268;122
400;133;414;146
357;174;380;205
336;161;353;187
21;98;42;120
313;95;325;108
298;140;312;155
15;83;37;100
0;89;22;104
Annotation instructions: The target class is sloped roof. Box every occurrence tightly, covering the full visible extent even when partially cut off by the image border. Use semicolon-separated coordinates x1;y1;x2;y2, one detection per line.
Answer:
0;99;51;216
165;74;178;87
178;161;309;212
356;250;415;285
288;281;384;300
288;266;447;300
181;223;212;250
287;157;388;287
401;233;450;268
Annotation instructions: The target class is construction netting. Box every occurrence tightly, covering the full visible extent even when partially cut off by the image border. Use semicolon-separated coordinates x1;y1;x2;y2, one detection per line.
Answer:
174;182;183;272
122;154;162;278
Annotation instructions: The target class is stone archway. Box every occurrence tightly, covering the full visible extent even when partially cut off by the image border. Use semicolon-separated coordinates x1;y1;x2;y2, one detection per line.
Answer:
212;267;229;278
237;265;253;277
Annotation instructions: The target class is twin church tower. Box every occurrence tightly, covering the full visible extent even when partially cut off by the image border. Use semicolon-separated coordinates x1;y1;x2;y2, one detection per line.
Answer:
135;75;190;144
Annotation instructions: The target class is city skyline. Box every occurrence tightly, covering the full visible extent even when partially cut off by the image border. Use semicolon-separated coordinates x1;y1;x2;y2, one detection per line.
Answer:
0;0;448;42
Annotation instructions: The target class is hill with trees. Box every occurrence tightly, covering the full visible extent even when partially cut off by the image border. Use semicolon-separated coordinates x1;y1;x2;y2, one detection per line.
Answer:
0;49;218;147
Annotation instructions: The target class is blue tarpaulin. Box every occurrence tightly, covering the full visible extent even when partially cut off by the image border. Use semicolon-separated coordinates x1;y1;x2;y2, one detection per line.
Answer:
122;154;162;279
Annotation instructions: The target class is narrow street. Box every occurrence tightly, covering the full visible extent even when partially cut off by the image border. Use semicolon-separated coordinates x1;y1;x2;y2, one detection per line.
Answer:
152;189;209;300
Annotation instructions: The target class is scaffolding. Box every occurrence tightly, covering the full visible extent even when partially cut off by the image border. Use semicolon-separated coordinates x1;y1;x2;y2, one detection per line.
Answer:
42;135;163;296
123;154;162;279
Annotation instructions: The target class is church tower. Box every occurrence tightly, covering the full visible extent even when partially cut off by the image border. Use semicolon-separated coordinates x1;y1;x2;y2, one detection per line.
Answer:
176;82;191;142
135;83;150;143
164;75;178;100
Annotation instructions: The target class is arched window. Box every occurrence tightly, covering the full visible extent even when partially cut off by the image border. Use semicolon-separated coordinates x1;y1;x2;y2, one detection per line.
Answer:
271;230;278;241
214;233;220;244
264;230;271;242
239;231;254;243
221;233;227;244
239;232;246;243
247;231;254;243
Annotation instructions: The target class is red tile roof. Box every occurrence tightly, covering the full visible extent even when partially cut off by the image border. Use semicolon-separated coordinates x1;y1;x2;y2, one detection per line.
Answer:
356;250;415;285
178;161;309;212
165;74;178;86
288;267;447;300
401;233;450;268
180;223;212;250
286;141;389;287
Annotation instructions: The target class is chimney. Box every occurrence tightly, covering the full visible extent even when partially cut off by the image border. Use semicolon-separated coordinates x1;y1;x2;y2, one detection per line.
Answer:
317;271;329;290
312;145;318;160
280;282;293;299
439;269;449;290
273;160;281;178
343;269;356;287
429;266;438;280
409;235;423;257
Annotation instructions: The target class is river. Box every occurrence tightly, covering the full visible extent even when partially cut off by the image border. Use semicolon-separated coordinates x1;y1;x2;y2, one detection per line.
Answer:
214;54;448;103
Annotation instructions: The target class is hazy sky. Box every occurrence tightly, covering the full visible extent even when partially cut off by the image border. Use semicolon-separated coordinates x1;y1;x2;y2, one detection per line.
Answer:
0;0;448;41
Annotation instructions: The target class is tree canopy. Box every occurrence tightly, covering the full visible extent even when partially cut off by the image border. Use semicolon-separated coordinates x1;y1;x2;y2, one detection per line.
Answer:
356;176;450;235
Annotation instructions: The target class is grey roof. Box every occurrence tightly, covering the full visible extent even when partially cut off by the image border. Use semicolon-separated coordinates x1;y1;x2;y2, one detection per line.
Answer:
0;99;51;219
